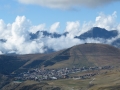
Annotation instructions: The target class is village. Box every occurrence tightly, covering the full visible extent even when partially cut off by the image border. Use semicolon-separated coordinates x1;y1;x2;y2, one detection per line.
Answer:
13;65;112;82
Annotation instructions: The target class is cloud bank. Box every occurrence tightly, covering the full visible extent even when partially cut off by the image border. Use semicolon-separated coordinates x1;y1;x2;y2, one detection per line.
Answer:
0;11;120;54
18;0;119;9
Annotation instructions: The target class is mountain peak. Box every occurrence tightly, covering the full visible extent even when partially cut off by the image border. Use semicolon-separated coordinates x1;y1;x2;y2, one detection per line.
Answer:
76;27;118;39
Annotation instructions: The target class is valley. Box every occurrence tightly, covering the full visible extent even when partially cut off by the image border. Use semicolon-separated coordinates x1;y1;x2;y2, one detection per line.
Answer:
1;66;120;90
0;43;120;90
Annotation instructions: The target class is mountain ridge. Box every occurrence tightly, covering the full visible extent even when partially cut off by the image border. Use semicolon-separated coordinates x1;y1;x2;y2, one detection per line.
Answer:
0;27;120;54
75;27;118;39
0;43;120;75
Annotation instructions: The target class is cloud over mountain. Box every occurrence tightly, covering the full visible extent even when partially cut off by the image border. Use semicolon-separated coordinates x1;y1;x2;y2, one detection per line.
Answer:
50;22;60;33
0;11;120;54
18;0;119;9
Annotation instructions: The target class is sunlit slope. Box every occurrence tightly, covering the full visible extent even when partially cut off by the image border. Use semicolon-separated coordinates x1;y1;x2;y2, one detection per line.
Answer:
25;43;120;69
0;43;120;74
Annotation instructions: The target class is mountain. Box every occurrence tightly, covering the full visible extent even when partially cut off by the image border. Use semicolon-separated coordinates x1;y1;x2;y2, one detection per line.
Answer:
0;27;120;55
0;55;28;74
0;43;120;75
112;38;120;48
31;27;119;40
75;27;118;39
30;31;68;40
28;27;120;54
1;80;61;90
42;43;120;69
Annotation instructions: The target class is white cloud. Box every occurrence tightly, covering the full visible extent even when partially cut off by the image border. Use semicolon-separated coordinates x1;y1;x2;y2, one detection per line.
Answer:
50;22;60;33
30;24;46;34
77;11;118;35
65;21;80;38
18;0;119;9
0;51;3;54
0;11;120;54
0;16;47;54
0;19;6;36
117;24;120;33
45;36;81;51
94;11;117;30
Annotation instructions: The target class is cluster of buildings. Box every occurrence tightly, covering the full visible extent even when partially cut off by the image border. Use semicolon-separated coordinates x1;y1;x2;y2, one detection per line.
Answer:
13;66;112;81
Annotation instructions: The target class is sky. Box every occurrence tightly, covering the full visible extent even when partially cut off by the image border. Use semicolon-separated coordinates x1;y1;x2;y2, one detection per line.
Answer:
0;0;120;54
0;0;120;32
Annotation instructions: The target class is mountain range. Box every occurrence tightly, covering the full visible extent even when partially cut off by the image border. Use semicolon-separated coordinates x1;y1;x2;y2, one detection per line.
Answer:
30;27;119;39
75;27;118;39
0;27;120;54
30;27;120;51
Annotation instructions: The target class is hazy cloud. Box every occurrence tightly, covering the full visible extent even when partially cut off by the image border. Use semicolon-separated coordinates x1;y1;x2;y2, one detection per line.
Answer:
18;0;119;9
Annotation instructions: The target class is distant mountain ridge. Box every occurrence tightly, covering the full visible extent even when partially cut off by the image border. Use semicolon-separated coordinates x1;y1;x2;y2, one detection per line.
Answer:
29;27;120;49
30;31;68;40
30;27;118;40
75;27;118;39
0;27;120;54
112;38;120;48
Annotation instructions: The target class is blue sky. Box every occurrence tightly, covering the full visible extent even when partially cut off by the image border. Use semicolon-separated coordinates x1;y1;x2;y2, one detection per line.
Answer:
0;0;120;32
0;0;120;54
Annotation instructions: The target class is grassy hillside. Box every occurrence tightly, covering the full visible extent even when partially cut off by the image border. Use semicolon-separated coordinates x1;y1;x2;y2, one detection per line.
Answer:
0;55;28;74
46;67;120;90
0;43;120;75
45;43;120;69
1;80;62;90
2;67;119;90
